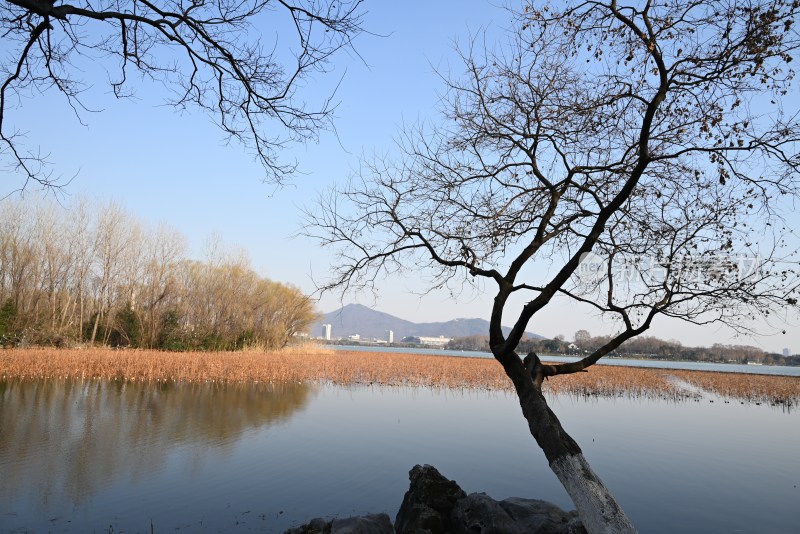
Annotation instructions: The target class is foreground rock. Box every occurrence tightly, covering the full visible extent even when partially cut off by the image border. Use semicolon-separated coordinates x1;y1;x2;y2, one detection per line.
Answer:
394;464;467;532
449;493;585;534
285;465;585;534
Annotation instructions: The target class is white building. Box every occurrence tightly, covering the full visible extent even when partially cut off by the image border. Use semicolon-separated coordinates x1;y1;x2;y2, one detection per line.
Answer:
322;324;332;341
783;348;791;357
403;336;450;348
388;330;394;344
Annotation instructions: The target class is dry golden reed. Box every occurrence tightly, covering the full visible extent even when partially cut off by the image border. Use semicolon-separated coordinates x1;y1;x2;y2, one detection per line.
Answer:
542;364;681;400
1;348;797;405
669;369;800;405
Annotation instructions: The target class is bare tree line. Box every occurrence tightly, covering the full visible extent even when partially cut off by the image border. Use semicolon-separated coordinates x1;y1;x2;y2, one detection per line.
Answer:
549;331;783;364
447;333;797;366
0;197;316;349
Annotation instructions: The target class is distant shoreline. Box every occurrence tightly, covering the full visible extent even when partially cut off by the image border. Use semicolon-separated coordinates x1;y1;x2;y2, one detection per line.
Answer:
328;341;799;366
326;343;800;377
1;347;798;407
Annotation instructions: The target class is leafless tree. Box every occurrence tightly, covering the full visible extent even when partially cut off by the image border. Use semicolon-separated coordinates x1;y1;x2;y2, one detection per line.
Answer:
0;195;318;348
1;0;364;188
138;223;185;347
89;201;136;344
175;254;317;349
306;1;800;531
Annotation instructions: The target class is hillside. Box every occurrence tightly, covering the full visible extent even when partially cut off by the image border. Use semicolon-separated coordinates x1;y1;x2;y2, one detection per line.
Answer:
314;304;543;341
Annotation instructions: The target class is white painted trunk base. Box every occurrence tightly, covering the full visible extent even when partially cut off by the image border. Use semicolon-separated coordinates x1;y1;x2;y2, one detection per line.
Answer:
551;453;638;533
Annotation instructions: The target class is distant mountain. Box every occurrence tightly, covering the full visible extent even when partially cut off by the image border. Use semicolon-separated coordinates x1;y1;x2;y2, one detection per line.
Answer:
313;304;544;341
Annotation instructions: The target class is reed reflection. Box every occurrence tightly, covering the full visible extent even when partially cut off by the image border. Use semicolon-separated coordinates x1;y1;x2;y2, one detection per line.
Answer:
0;379;314;506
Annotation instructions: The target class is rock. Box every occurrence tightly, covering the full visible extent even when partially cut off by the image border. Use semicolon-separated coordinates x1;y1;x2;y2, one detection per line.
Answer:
331;514;394;534
290;464;585;534
499;497;586;534
449;493;586;534
284;517;330;533
395;464;468;533
284;513;393;534
450;492;524;534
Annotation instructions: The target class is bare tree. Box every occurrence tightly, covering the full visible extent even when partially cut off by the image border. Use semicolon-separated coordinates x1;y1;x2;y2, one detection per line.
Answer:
173;253;317;349
307;2;800;531
0;195;317;347
1;0;364;188
138;223;185;347
255;279;319;347
32;200;69;337
89;201;137;344
0;199;38;327
65;198;94;341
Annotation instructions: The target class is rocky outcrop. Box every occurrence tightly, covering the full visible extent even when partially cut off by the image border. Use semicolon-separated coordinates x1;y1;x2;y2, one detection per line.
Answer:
394;464;468;533
284;464;584;534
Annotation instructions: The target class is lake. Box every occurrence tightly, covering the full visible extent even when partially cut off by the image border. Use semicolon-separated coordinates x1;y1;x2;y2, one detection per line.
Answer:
1;378;798;533
331;344;800;377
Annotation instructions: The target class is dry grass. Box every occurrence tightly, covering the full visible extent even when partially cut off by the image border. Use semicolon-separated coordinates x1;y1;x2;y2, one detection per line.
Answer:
542;364;683;400
1;348;797;406
669;369;800;406
0;347;509;388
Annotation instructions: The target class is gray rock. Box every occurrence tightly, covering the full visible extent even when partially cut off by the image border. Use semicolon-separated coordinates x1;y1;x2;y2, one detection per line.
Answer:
284;513;393;534
499;497;586;534
450;492;523;534
395;464;468;534
284;517;330;533
289;464;585;534
450;493;587;534
331;513;393;533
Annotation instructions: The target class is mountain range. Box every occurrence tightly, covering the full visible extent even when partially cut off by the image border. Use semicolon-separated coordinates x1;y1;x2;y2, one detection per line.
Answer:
314;304;544;341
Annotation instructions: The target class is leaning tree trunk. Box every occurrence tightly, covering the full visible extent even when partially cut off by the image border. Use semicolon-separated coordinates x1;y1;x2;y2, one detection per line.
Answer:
505;357;638;533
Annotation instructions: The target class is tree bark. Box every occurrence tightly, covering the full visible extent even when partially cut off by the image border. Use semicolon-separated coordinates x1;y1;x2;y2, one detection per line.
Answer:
505;356;637;533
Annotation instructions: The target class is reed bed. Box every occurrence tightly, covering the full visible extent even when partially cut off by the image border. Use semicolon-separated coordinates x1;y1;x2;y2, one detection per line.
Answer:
542;365;686;401
1;348;797;406
669;369;800;407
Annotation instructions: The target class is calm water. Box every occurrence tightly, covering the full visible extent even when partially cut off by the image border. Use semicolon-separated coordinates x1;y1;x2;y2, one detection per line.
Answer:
332;344;800;376
1;379;798;533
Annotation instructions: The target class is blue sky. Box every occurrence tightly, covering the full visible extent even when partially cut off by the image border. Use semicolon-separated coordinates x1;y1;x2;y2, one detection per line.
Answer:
2;2;798;353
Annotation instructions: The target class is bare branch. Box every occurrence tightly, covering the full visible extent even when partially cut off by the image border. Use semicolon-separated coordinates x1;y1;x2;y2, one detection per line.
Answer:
1;0;365;187
310;0;800;362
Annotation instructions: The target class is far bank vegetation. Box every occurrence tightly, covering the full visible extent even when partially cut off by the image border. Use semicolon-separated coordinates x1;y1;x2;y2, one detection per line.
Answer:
0;198;316;350
447;330;799;367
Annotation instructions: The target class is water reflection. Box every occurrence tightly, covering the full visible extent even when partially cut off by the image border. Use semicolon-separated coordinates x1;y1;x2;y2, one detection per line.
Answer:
0;379;314;507
1;381;797;533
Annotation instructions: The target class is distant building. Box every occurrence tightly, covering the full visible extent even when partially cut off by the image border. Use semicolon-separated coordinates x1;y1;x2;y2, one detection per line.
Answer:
387;330;394;344
322;324;332;341
783;348;791;357
348;334;361;341
401;336;451;348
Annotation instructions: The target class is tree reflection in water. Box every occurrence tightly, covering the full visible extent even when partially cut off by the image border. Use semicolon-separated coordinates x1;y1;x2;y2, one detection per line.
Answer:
0;379;314;506
1;380;798;533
